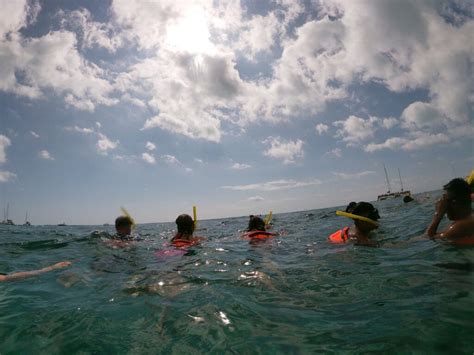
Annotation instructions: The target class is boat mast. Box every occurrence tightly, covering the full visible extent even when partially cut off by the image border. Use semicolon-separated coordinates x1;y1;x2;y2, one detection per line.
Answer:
6;203;9;220
383;164;391;193
25;211;28;224
398;168;404;192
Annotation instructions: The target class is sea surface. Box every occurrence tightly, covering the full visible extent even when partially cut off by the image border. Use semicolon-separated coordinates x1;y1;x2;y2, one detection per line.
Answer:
1;191;473;354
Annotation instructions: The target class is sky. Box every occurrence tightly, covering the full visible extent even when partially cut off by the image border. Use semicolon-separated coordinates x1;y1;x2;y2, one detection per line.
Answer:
0;0;472;225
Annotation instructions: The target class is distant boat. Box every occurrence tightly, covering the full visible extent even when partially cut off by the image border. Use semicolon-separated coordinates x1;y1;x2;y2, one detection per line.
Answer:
23;212;31;226
377;166;411;201
1;203;15;225
103;223;110;226
57;222;67;226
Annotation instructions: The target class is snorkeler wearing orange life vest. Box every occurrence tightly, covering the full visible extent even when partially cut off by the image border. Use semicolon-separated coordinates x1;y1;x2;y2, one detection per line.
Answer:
171;214;204;248
328;202;380;247
426;178;474;245
241;215;276;240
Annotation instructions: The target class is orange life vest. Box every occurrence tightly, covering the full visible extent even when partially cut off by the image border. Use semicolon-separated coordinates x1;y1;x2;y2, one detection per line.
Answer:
171;237;203;248
242;231;275;240
328;227;350;244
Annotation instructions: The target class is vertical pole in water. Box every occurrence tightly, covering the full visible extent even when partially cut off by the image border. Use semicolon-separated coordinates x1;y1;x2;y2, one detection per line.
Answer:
384;164;391;193
398;168;404;192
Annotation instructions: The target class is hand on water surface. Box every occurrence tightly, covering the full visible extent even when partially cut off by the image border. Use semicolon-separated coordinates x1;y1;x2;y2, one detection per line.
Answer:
52;261;72;269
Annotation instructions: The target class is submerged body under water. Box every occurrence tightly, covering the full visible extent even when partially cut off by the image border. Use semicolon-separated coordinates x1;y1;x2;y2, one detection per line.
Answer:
0;192;473;353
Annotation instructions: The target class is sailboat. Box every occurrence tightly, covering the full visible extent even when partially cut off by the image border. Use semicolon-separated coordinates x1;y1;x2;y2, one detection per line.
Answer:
23;212;31;226
0;203;15;225
377;166;412;201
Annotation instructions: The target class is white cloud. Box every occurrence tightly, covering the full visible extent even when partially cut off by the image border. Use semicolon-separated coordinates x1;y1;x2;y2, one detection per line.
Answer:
381;117;398;130
334;115;376;145
332;171;375;179
365;137;407;152
247;196;264;202
221;179;321;192
230;163;251;170
0;2;117;110
161;154;180;165
0;170;16;183
315;123;329;135
364;132;451;152
95;122;101;129
141;152;156;164
0;135;12;164
30;131;40;138
66;126;95;134
0;0;472;150
39;150;54;160
401;101;445;130
185;167;193;173
97;133;118;155
325;148;342;158
262;136;304;164
145;141;156;151
60;8;125;52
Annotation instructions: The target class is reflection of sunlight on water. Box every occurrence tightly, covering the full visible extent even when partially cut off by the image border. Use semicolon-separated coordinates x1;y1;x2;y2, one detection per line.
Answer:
216;311;231;325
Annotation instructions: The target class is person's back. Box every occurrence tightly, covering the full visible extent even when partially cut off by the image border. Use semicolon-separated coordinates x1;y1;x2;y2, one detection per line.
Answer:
242;215;275;240
426;178;474;244
171;214;203;247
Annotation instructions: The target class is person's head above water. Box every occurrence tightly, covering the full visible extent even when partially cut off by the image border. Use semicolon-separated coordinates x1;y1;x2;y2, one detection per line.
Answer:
346;201;380;231
443;178;471;220
115;215;133;236
248;215;266;231
176;214;194;235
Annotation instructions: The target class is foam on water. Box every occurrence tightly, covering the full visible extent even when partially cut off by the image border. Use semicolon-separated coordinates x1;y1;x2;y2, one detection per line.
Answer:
0;192;473;353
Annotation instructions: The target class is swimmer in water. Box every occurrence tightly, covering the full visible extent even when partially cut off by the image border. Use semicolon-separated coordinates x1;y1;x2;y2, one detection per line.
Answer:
0;261;71;282
113;215;134;240
248;215;266;232
101;215;137;248
170;214;204;247
241;215;277;240
426;178;474;242
328;201;380;247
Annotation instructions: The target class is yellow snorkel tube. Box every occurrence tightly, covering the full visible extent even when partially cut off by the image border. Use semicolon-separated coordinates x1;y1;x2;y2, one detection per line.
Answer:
120;207;136;229
264;211;273;227
193;205;198;230
336;210;379;227
466;169;474;186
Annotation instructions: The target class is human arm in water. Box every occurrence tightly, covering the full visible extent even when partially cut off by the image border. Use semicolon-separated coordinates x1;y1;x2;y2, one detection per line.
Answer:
0;261;71;282
426;194;449;238
426;194;473;239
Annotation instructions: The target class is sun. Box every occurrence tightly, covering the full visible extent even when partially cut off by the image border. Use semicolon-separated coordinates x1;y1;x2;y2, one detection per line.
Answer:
165;7;214;55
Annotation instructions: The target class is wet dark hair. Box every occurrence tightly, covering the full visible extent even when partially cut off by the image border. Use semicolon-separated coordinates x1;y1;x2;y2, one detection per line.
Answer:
248;215;265;231
346;201;380;221
444;178;471;204
115;216;133;229
345;202;357;213
176;214;194;234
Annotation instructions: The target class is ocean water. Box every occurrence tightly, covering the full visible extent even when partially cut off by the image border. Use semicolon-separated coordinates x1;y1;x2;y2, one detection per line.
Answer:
1;192;473;354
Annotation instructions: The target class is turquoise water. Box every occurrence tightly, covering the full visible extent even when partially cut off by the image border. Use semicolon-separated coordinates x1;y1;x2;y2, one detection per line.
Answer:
1;192;473;354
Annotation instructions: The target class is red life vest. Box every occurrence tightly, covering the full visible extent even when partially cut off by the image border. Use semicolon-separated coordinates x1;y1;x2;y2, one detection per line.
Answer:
449;236;474;246
328;227;350;244
242;231;275;240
